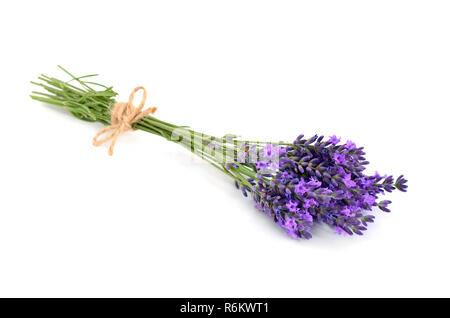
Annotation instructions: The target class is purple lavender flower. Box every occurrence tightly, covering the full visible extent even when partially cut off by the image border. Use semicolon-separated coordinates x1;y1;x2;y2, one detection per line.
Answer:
286;200;298;212
301;213;313;222
303;198;318;209
333;153;347;165
328;135;341;145
395;175;408;192
378;200;392;212
228;133;407;239
281;216;299;238
334;226;346;235
255;161;267;170
363;193;376;206
345;140;356;150
342;173;357;188
307;177;321;188
294;180;308;195
341;207;354;217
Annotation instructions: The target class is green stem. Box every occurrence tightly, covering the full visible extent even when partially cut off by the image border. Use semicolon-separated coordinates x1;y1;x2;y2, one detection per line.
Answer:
30;67;282;191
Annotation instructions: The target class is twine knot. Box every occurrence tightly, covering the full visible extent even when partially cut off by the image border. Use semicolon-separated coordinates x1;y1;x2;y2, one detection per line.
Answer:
92;86;157;155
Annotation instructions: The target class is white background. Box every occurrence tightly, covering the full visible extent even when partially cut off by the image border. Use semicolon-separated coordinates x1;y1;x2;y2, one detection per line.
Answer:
0;0;449;297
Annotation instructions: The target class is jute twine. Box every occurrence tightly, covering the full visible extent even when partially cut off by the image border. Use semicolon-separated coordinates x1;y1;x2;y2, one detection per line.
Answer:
92;86;157;155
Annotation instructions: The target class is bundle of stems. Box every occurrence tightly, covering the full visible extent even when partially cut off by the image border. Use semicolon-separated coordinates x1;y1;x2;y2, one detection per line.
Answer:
30;66;267;188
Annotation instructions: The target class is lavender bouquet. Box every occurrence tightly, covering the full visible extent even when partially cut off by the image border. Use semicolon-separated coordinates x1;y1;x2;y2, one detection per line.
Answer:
31;66;407;239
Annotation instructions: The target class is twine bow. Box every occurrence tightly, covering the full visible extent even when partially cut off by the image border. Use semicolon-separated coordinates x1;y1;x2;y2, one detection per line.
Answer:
92;86;157;155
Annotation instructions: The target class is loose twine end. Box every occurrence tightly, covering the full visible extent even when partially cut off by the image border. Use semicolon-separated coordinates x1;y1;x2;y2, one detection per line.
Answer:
92;86;157;155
